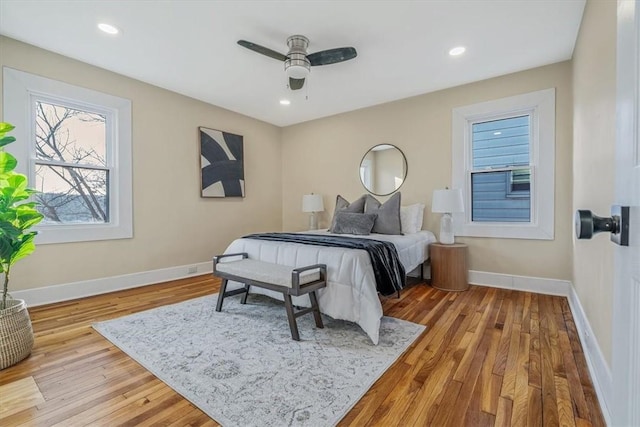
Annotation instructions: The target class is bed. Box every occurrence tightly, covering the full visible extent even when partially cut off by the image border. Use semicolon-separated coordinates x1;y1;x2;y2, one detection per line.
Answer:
221;229;436;344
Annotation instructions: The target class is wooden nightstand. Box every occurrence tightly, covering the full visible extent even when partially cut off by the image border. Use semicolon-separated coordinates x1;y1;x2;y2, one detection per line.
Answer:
429;243;469;291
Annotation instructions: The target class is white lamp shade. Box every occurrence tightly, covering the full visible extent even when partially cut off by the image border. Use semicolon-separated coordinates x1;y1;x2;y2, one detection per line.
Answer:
432;188;464;213
302;194;324;212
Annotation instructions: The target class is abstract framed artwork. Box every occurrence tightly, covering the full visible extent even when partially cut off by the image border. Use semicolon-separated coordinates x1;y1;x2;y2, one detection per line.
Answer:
199;127;245;197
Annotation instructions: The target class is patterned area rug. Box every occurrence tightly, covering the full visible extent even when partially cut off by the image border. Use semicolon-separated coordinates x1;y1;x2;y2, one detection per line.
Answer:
93;294;425;427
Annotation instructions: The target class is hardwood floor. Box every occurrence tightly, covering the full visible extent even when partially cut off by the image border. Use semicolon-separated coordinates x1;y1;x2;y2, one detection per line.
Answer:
0;276;605;426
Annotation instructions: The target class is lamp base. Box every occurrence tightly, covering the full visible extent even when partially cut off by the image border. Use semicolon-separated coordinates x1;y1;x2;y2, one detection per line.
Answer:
308;212;318;231
439;213;455;244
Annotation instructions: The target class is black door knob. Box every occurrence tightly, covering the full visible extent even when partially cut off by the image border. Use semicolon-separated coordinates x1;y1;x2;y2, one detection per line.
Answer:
575;206;630;246
575;210;616;239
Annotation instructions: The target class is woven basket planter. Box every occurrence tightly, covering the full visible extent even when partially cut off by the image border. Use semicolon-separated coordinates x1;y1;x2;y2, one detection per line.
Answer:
0;299;34;370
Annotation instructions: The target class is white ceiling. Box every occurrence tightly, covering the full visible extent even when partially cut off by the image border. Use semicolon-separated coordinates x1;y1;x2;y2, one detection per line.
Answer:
0;1;585;127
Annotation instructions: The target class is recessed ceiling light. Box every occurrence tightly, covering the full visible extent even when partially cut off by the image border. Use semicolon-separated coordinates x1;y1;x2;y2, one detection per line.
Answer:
449;46;466;56
280;99;291;106
98;23;120;35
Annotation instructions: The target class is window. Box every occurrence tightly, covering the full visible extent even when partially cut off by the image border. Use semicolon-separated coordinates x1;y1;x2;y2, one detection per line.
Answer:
35;100;109;224
470;115;531;222
508;169;531;195
3;68;132;244
452;89;555;239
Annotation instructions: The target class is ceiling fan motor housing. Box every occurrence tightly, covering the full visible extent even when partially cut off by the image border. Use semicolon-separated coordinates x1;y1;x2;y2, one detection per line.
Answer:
285;35;311;78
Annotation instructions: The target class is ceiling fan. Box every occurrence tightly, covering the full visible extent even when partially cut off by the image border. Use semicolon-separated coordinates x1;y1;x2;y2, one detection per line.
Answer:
237;35;357;90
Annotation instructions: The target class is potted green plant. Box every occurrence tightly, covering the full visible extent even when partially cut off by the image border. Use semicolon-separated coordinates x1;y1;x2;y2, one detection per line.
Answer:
0;122;44;370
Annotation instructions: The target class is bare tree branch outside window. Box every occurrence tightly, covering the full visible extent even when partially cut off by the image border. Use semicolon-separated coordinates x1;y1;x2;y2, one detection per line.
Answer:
34;101;109;224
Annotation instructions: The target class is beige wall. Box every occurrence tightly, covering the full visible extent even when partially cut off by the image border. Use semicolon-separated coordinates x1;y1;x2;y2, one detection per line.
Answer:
282;61;574;280
572;0;616;367
0;36;283;292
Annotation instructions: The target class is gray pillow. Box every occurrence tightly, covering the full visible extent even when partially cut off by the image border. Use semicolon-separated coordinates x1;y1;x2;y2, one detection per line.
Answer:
332;212;377;235
364;193;402;234
329;194;367;232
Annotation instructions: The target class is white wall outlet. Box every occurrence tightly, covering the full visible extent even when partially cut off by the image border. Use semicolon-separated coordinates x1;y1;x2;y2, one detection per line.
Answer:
188;266;198;274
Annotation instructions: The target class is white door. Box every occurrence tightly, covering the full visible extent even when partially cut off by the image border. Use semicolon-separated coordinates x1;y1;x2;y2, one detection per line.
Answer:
613;1;640;425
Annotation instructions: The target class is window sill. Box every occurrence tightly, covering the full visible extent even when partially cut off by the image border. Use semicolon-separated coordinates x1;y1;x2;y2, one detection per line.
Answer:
35;222;133;245
455;219;554;240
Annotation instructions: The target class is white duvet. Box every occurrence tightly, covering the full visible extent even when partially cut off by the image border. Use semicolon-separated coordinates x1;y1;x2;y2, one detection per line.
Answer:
222;230;436;344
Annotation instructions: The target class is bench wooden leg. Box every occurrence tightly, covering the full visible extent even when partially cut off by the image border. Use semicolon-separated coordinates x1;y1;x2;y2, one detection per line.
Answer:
283;294;300;341
216;279;228;312
309;291;324;329
240;284;250;304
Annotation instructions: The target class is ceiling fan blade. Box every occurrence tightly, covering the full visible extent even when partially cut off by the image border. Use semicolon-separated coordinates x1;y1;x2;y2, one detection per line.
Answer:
307;47;357;66
289;77;305;90
237;40;287;61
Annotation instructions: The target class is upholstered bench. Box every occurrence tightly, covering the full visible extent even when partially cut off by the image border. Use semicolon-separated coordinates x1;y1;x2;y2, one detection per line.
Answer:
212;252;327;340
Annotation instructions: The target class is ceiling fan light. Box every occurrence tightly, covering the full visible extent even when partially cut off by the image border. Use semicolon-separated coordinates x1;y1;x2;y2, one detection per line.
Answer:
286;64;310;79
285;54;310;79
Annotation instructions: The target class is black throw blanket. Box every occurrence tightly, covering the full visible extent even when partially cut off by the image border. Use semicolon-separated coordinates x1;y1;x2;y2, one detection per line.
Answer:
243;233;406;296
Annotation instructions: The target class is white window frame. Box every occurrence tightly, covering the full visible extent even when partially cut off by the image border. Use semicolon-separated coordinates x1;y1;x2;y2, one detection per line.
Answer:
452;88;555;240
3;67;132;244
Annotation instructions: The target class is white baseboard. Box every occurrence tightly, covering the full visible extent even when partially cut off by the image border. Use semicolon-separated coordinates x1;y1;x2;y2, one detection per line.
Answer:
567;285;613;426
469;270;572;296
470;270;612;425
11;261;213;307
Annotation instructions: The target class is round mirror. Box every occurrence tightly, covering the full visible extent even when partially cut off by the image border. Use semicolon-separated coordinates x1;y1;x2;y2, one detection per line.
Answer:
359;144;408;196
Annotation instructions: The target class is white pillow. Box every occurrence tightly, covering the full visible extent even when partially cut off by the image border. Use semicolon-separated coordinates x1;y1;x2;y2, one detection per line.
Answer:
400;203;425;234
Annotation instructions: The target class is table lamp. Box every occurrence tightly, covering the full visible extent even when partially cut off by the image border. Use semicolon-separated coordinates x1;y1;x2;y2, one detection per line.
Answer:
302;193;324;230
432;188;464;244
